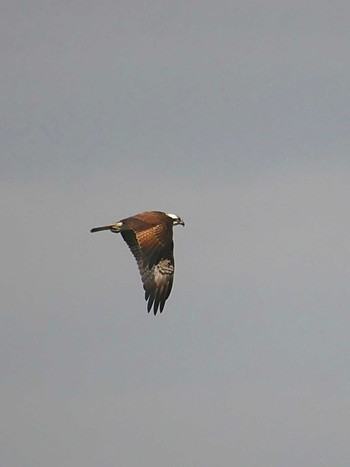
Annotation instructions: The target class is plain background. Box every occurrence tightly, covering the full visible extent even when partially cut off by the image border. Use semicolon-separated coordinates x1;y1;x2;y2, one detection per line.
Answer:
2;1;350;466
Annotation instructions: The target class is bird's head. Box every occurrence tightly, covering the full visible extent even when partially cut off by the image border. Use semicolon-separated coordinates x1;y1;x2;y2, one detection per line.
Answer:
166;213;185;227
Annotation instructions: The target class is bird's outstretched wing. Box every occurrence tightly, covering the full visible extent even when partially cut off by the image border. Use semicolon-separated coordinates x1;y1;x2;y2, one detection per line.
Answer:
121;222;174;314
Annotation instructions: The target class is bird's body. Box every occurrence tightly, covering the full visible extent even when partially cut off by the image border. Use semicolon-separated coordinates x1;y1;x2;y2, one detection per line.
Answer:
91;211;184;314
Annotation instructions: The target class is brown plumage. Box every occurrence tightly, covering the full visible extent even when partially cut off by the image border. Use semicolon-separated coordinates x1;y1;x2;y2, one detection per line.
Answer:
90;211;184;315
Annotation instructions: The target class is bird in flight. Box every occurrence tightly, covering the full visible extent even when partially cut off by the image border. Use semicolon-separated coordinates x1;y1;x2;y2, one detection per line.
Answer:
91;211;184;315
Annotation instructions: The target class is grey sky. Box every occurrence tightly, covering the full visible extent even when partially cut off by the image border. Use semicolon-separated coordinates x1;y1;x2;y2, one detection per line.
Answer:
2;1;350;466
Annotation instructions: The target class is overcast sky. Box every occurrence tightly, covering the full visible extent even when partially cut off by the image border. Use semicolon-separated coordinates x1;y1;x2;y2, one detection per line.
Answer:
2;1;350;466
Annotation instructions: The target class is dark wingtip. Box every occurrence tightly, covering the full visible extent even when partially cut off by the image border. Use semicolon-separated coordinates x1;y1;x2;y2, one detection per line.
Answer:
146;295;163;315
147;296;154;313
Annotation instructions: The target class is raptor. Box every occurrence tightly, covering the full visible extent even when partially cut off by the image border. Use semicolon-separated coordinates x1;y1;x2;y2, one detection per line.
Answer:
91;211;184;314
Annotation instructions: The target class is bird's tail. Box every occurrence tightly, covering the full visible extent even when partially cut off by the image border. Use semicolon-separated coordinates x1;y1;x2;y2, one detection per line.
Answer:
90;224;116;233
90;222;123;234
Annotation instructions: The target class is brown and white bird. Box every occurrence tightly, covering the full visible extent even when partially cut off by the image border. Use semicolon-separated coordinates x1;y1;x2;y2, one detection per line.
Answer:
90;211;184;315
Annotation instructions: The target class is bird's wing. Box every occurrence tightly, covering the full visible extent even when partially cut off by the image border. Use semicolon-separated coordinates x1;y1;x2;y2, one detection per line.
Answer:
121;223;174;314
